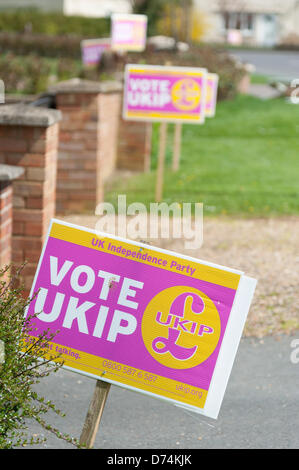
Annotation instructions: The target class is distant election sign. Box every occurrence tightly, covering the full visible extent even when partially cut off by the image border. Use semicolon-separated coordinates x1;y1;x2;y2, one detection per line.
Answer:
81;38;111;67
111;14;147;52
123;64;208;124
24;219;256;419
205;73;219;118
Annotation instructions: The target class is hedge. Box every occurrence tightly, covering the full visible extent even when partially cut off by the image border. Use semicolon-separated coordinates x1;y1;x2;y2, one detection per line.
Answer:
0;53;83;95
0;32;83;59
0;9;110;37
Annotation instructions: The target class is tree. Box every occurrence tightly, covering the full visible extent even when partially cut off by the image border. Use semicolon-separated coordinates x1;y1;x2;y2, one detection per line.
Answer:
131;0;194;43
131;0;168;36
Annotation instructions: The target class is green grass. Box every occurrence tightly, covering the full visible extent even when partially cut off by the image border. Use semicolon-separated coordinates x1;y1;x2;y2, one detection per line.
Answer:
251;73;271;85
106;95;299;216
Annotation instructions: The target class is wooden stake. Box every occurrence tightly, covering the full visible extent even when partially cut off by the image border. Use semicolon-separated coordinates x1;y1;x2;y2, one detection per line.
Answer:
155;122;168;202
79;379;111;448
172;123;182;172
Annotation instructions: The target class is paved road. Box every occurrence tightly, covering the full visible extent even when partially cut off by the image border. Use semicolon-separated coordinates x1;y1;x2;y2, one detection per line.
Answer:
230;49;299;81
22;333;299;449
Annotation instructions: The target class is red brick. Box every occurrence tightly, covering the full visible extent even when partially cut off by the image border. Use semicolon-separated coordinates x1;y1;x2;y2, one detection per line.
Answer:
0;138;27;152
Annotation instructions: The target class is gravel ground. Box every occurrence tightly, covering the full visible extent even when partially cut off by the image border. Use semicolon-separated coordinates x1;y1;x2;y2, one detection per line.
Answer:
61;214;299;338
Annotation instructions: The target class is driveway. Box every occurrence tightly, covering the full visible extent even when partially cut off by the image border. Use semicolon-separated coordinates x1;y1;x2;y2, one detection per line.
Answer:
230;49;299;80
23;333;299;449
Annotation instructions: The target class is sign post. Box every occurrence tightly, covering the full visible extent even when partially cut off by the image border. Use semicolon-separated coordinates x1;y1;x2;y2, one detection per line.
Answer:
155;122;168;202
170;73;219;173
123;64;207;201
172;122;183;172
23;218;257;446
79;379;111;448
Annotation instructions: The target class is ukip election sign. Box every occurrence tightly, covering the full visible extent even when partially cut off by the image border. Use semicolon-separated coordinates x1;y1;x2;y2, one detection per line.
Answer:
122;64;208;201
205;73;219;118
123;64;208;124
81;38;111;67
111;14;147;52
24;219;256;419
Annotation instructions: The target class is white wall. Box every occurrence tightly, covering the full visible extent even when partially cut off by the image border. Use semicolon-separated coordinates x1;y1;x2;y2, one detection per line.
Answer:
63;0;132;18
193;0;296;45
279;0;299;42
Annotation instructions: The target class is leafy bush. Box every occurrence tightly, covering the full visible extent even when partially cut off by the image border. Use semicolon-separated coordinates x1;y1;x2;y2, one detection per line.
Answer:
0;32;83;59
0;31;246;100
0;9;110;37
0;265;79;448
0;53;52;95
0;53;84;95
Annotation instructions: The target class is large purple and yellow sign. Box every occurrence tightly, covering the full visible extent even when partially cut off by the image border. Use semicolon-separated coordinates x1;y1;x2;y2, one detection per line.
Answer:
24;220;256;419
123;64;208;124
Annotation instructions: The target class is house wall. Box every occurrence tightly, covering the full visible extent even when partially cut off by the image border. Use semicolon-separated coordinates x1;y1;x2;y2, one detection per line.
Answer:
279;2;299;42
194;0;298;46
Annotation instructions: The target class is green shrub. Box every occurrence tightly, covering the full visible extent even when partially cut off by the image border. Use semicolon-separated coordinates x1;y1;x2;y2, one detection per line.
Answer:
0;53;85;95
0;265;79;448
0;53;51;94
0;32;83;59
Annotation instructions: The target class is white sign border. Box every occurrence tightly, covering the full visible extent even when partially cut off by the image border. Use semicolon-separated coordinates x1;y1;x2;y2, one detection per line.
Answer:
123;63;208;125
206;72;219;119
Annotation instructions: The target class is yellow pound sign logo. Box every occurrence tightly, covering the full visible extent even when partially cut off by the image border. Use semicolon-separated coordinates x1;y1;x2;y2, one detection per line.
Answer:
171;79;201;111
142;286;221;370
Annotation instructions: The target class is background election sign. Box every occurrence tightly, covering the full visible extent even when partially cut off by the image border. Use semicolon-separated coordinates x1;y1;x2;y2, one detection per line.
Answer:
81;38;111;67
24;219;256;419
111;14;147;52
123;64;208;124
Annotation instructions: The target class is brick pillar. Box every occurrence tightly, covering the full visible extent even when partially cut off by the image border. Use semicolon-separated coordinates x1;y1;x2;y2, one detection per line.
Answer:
0;104;61;294
0;165;24;269
50;79;122;215
117;100;152;172
0;181;12;269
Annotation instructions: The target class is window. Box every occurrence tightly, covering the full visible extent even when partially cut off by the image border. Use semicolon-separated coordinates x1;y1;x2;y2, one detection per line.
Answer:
223;12;254;31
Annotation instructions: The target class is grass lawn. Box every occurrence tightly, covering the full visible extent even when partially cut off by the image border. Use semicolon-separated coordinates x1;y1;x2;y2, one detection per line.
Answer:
250;73;272;84
106;95;299;216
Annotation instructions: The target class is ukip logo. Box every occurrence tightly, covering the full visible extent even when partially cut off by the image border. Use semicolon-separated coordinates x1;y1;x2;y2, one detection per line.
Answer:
171;79;201;112
142;286;221;370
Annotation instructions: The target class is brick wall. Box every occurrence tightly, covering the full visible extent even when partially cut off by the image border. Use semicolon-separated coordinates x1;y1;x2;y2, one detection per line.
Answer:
51;79;122;215
99;92;122;183
117;105;152;173
0;104;61;294
0;181;12;269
